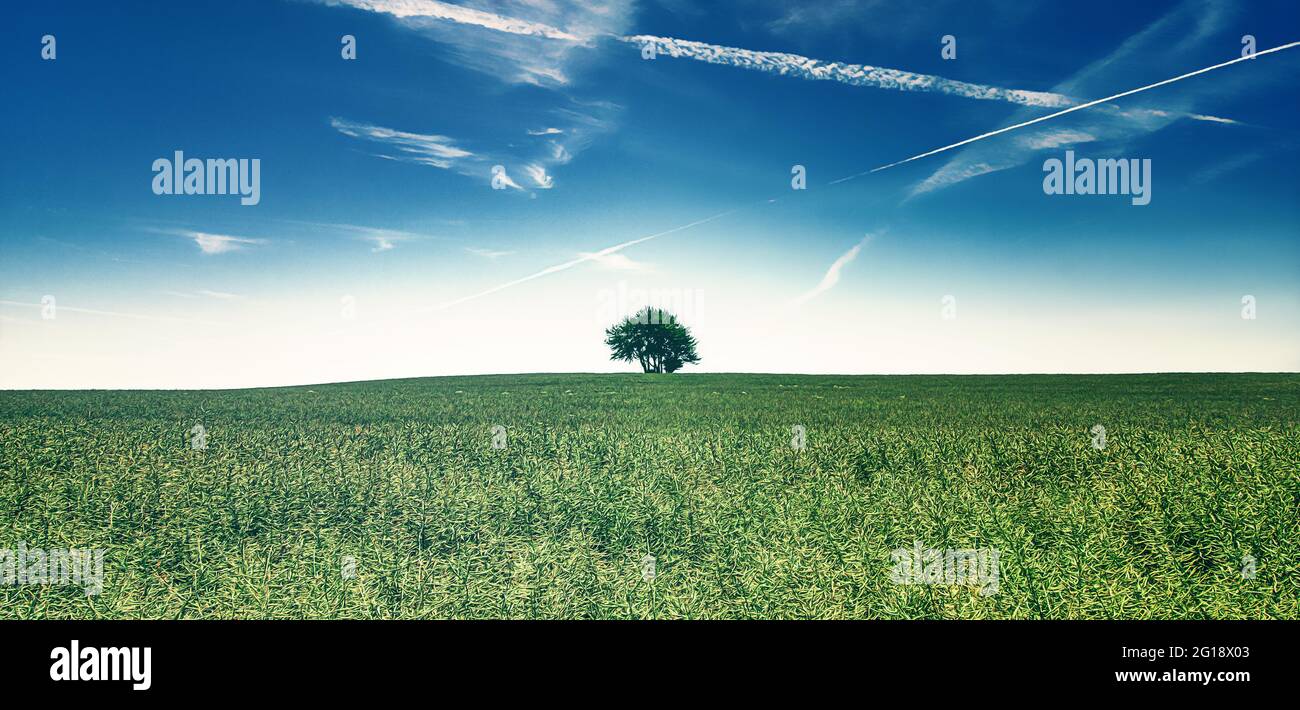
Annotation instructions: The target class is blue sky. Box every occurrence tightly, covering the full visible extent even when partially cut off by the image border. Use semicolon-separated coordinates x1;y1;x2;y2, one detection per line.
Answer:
2;0;1298;387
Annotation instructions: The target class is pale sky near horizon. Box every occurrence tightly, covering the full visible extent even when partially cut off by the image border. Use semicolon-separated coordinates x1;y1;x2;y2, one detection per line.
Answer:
2;0;1298;388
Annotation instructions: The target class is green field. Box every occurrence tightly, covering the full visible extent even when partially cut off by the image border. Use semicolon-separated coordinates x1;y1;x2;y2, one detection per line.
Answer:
1;373;1296;619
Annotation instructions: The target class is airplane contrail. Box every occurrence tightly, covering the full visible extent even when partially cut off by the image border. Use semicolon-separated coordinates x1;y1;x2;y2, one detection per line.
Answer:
831;40;1300;183
621;35;1072;108
425;208;740;311
0;300;224;326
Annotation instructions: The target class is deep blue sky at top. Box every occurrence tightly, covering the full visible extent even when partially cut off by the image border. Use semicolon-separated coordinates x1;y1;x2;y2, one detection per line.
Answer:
1;0;1297;385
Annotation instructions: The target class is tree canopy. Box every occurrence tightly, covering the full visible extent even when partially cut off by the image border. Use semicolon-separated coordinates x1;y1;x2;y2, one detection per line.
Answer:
604;307;701;374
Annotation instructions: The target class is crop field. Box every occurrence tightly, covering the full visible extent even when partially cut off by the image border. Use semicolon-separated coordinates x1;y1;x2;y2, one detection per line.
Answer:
0;373;1296;619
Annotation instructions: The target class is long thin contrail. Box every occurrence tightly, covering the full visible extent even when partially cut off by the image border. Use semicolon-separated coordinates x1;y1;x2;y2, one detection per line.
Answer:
426;208;740;311
625;34;1236;127
622;35;1073;108
0;300;223;326
831;40;1300;183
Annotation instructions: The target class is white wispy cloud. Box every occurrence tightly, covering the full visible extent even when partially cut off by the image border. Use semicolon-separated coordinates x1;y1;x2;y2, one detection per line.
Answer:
909;162;1004;195
332;104;614;191
162;289;244;301
1016;128;1098;150
1186;113;1242;125
1190;151;1263;184
791;234;872;307
319;0;633;86
464;247;516;259
287;221;439;252
332;116;525;189
578;251;648;271
322;0;585;40
910;129;1097;194
199;290;240;300
523;163;554;189
357;229;421;252
527;127;563;135
331;117;473;168
762;0;1034;40
178;231;266;255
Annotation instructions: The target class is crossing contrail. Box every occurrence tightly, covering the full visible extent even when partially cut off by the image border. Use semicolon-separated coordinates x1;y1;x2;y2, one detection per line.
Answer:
831;40;1300;183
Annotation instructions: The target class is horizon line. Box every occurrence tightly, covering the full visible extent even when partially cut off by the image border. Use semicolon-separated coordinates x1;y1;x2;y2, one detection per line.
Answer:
2;370;1295;393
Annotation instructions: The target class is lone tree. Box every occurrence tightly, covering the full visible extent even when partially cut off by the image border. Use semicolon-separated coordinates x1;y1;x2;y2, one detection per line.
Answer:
604;307;701;373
